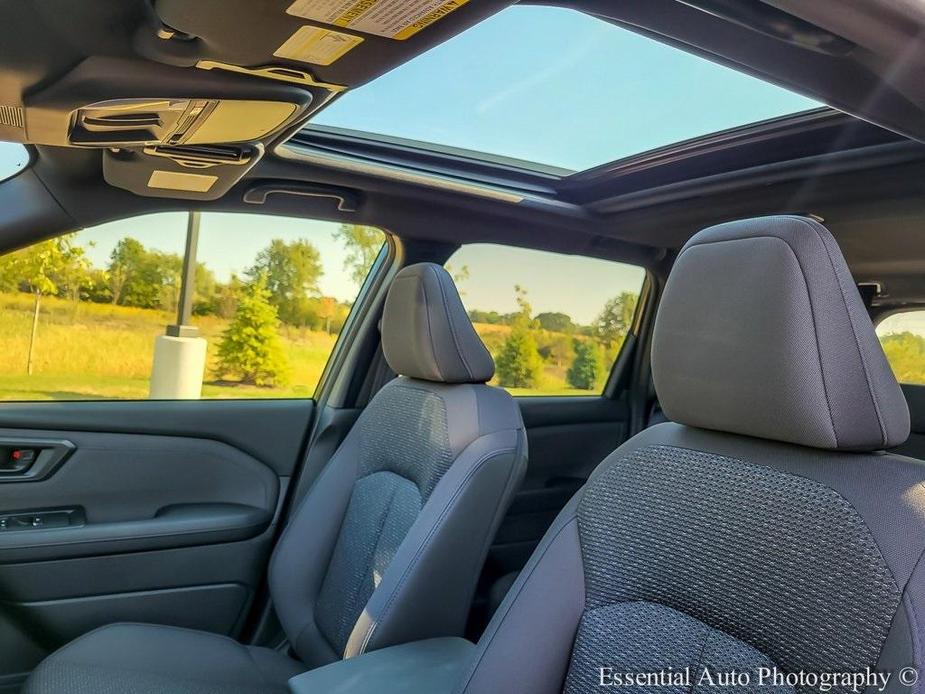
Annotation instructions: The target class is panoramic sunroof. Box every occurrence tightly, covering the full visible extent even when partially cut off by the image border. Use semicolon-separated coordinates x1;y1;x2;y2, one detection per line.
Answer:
306;5;823;173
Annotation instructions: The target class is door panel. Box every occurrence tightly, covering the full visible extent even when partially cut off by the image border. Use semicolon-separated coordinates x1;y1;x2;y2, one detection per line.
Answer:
893;384;925;459
0;399;313;691
485;396;628;573
467;394;630;640
0;400;311;476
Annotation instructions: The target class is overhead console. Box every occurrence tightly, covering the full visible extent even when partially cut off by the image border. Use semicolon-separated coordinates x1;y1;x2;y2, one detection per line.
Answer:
2;56;313;200
68;98;296;148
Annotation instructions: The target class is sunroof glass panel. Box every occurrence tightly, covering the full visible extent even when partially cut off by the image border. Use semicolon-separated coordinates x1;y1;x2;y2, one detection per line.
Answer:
306;5;822;173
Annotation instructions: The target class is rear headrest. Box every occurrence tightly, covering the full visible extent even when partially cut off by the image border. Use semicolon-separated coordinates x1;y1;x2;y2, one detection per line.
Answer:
381;263;494;384
652;215;909;451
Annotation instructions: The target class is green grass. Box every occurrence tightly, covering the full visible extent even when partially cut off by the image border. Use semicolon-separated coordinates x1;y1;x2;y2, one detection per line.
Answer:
0;293;604;401
0;293;337;401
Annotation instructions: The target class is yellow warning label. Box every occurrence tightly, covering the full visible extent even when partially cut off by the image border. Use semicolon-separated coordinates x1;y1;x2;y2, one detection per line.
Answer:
286;0;469;40
274;26;364;65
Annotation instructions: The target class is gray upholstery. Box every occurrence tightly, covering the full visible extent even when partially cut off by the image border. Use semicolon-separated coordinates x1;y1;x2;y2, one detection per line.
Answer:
382;263;495;383
456;217;925;694
652;215;909;450
566;602;791;694
577;443;901;678
314;383;455;653
289;638;475;694
24;262;527;692
23;623;305;694
271;377;526;667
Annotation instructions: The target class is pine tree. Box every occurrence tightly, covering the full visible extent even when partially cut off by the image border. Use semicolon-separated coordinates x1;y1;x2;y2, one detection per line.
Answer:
495;284;543;388
496;329;543;388
215;273;290;386
567;339;603;390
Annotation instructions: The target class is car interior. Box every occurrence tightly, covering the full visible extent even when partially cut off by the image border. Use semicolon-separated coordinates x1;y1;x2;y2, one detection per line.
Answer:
1;1;925;693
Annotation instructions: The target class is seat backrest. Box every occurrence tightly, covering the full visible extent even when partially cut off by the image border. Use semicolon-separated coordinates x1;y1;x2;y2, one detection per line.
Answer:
269;263;527;668
456;216;924;694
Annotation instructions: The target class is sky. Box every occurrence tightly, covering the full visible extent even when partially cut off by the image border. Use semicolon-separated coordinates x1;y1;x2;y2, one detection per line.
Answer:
879;312;925;338
0;141;27;181
450;244;645;326
313;5;822;171
73;212;382;303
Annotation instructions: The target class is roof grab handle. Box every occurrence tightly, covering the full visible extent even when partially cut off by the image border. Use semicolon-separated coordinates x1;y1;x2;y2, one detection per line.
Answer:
243;181;362;212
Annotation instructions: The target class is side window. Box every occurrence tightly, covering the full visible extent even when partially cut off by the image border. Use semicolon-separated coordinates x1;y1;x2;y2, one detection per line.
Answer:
447;244;646;396
0;142;28;182
0;212;384;401
877;311;925;385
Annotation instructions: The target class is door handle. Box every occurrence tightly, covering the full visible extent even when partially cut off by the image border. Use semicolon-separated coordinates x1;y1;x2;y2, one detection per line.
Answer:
0;438;75;482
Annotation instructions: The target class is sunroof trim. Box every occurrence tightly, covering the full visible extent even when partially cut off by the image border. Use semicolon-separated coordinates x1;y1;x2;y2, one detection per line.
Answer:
277;106;909;225
566;106;840;183
299;124;574;177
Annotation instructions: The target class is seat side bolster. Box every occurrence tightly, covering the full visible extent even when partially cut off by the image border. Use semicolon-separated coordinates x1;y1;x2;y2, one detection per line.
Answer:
455;494;586;694
346;427;526;657
268;437;360;669
878;545;925;694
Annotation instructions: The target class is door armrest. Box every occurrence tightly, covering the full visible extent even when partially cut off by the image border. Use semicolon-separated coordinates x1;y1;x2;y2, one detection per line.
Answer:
288;638;474;694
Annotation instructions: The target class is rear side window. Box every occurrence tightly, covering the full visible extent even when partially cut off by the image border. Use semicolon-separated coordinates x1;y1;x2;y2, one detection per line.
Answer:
877;311;925;385
446;244;645;396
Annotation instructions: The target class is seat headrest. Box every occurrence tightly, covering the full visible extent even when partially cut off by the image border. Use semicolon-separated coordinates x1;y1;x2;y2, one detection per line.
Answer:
381;263;494;384
652;215;909;451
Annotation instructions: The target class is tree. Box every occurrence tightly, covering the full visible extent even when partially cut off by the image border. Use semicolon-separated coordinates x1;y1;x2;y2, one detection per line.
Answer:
880;332;925;384
215;273;290;386
445;263;470;295
317;296;337;334
9;234;89;374
106;239;187;310
535;312;574;333
495;285;542;388
539;332;573;367
107;238;147;306
152;251;182;312
496;331;543;388
204;274;244;319
248;239;323;324
595;292;638;347
567;339;603;390
335;225;382;285
468;309;502;325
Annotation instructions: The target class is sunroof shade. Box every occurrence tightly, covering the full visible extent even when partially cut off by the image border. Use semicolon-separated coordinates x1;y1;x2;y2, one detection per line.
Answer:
307;5;822;173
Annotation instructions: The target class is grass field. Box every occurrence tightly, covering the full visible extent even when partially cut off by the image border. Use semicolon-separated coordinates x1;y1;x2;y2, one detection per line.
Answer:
0;293;336;400
0;293;597;401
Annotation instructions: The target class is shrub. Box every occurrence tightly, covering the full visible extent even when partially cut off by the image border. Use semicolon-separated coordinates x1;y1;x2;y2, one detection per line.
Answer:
567;339;603;390
215;274;290;386
495;328;543;388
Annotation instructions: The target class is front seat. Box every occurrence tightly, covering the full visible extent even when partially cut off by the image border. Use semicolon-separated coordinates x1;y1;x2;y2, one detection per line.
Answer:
24;262;527;694
455;216;923;694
